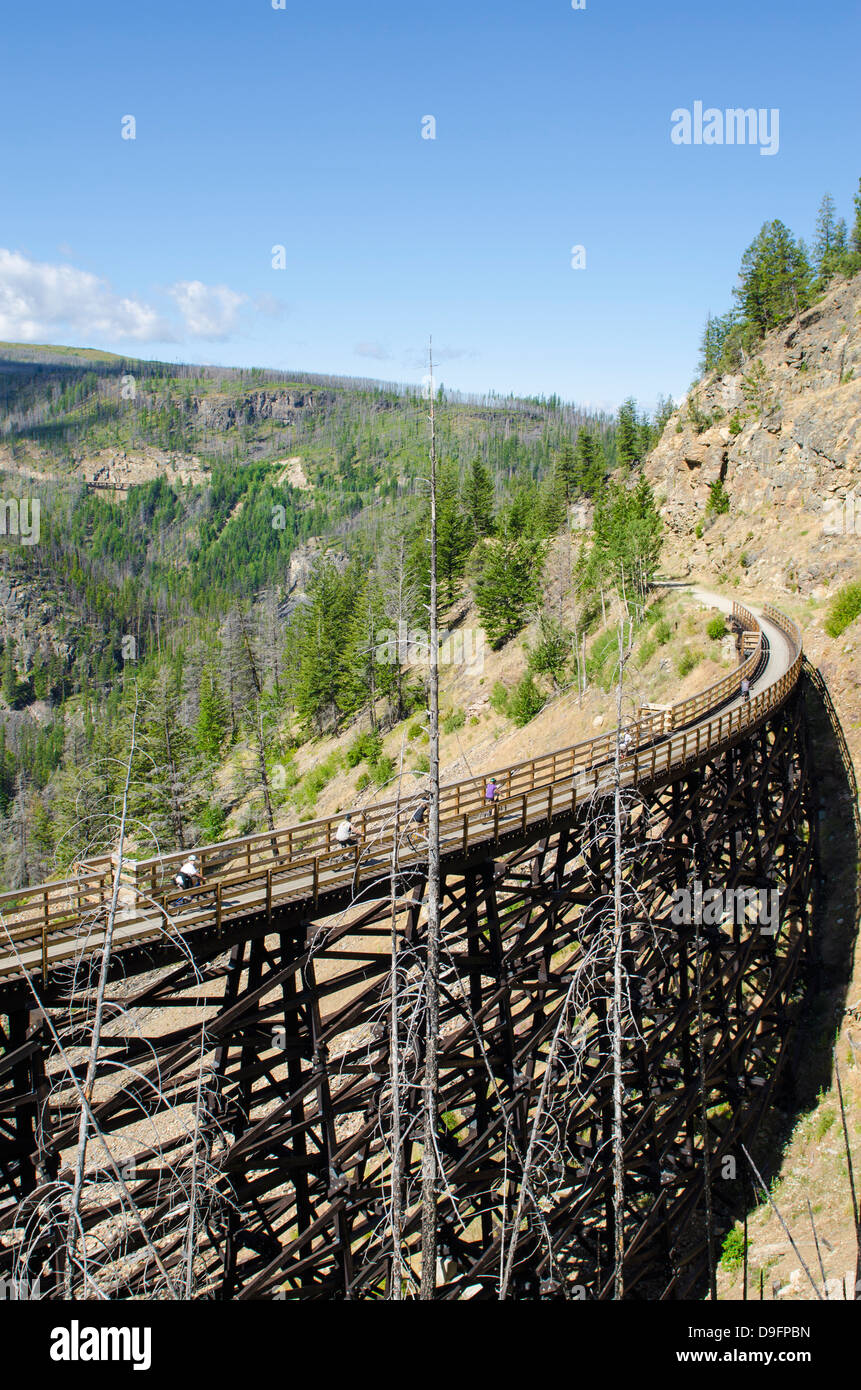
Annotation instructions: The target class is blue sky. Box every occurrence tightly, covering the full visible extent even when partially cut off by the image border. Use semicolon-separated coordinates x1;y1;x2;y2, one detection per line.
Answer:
2;0;859;412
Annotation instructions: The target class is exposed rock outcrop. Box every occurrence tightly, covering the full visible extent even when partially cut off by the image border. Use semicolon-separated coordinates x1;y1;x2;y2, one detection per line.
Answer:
645;271;861;603
189;388;335;431
648;272;861;553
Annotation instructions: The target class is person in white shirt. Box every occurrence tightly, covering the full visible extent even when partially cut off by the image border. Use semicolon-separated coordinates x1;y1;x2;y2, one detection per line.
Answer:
174;855;203;890
619;730;634;756
335;814;361;849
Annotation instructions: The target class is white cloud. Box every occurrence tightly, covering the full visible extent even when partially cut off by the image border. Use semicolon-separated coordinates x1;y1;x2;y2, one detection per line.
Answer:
167;280;247;339
0;249;281;349
0;248;174;343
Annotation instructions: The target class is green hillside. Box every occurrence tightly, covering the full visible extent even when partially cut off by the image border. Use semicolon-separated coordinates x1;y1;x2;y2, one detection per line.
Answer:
0;349;666;888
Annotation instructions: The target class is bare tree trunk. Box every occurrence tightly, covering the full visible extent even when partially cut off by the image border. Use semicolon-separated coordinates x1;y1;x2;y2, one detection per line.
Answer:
15;769;27;888
581;632;587;701
389;732;406;1297
254;705;276;834
611;621;626;1299
420;342;441;1300
367;602;378;734
162;709;186;850
64;696;144;1294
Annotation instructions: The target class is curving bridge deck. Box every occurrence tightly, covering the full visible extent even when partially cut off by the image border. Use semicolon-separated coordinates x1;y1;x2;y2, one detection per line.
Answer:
0;593;801;989
0;588;815;1301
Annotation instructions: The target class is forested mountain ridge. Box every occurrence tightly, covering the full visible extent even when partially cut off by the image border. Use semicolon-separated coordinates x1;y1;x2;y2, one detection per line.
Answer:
0;345;668;890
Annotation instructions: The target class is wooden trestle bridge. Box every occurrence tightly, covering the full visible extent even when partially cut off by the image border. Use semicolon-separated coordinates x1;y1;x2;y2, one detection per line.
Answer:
0;595;815;1299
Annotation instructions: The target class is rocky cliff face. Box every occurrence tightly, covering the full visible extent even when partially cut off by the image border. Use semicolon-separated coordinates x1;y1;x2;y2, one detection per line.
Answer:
647;271;861;599
646;272;861;1303
189;387;336;431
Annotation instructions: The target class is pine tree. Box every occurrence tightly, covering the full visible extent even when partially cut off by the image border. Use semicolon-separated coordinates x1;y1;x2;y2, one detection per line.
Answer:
813;194;849;288
528;613;572;689
499;478;543;538
475;536;547;648
734;220;813;335
591;477;663;609
131;669;206;853
50;723;116;866
293;559;363;733
554;443;577;503
339;576;387;728
377;532;420;724
574;429;605;496
0;725;15;815
28;793;54;881
654;395;676;435
462;459;495;538
699;313;738;374
626;474;664;602
537;473;567;535
2;640;17;709
196;668;230;760
851;177;861;261
616;399;640;469
436;460;472;605
7;771;28;888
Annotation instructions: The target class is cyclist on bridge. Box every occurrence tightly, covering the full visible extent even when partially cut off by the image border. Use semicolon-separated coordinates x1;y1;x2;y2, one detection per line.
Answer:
174;855;203;891
407;794;430;849
335;813;362;849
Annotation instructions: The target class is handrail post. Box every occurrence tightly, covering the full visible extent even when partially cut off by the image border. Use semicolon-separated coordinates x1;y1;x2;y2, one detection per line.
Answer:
522;793;527;832
313;857;319;906
42;889;49;976
216;881;222;933
266;867;272;923
547;784;554;823
493;799;500;842
462;813;468;853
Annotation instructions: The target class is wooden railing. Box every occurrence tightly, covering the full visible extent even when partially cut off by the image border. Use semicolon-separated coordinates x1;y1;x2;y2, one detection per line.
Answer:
0;863;116;978
0;601;802;981
125;602;766;889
